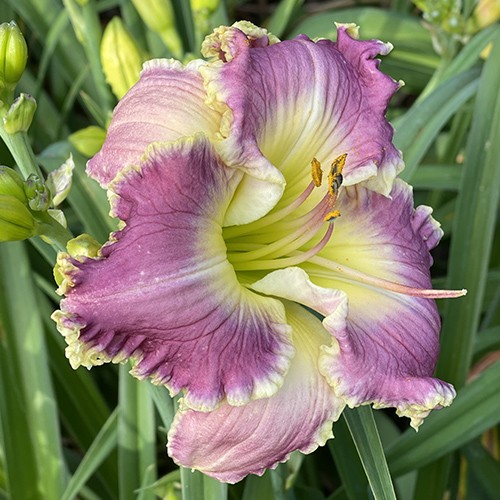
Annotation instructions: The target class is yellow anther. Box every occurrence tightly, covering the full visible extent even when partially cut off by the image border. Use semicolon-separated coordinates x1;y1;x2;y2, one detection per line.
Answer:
328;153;347;197
324;210;341;222
311;157;323;187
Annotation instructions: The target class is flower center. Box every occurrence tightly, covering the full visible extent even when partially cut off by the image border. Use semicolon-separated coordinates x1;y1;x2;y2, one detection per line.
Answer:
224;155;345;272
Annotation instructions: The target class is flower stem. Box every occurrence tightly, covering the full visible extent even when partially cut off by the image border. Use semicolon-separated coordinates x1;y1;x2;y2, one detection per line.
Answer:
0;128;43;179
35;212;73;252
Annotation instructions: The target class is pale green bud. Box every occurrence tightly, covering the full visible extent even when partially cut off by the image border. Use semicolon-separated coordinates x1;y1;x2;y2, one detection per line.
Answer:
0;22;28;87
0;194;36;241
0;166;26;202
46;154;75;206
3;93;37;133
190;0;220;14
101;18;143;99
131;0;182;57
69;125;106;157
24;174;51;211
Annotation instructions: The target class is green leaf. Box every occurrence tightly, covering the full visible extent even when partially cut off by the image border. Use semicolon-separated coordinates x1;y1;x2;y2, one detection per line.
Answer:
462;440;500;499
266;0;304;38
328;415;368;500
411;164;462;191
343;406;396;500
61;410;118;500
386;362;500;477
118;367;157;500
395;69;480;181
0;241;67;499
437;30;500;387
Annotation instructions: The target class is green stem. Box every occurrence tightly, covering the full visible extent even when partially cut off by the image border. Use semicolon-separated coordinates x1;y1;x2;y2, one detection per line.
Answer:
35;212;73;252
0;128;43;178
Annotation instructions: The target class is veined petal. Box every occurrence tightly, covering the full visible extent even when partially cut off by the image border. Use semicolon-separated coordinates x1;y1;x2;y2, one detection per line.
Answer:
306;180;456;428
168;301;344;483
87;59;221;187
201;22;403;225
53;135;295;411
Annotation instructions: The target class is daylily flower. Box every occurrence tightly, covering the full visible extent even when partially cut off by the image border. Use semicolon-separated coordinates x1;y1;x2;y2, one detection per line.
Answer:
52;22;465;483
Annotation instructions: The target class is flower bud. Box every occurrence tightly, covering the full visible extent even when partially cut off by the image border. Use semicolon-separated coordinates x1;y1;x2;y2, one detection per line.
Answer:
101;18;143;99
3;93;37;133
46;154;75;206
468;0;500;33
69;125;106;157
131;0;182;57
191;0;220;14
0;166;26;202
24;174;51;211
54;233;101;291
0;194;36;241
0;21;28;87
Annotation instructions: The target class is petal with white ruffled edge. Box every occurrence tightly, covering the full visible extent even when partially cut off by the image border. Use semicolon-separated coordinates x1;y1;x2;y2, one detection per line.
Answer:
304;180;458;428
87;59;221;187
53;135;295;411
168;300;345;483
201;22;403;225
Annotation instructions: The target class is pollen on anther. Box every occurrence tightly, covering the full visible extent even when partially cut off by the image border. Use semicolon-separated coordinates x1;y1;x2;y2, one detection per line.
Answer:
311;158;323;187
324;210;341;222
328;153;347;196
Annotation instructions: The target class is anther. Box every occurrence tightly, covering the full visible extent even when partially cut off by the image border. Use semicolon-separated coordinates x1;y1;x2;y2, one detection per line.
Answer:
328;153;347;197
311;158;323;187
324;210;341;222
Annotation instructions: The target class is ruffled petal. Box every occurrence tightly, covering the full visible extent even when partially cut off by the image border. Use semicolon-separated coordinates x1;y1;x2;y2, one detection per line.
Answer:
87;59;221;187
53;135;295;411
168;301;344;483
201;22;403;225
307;180;455;428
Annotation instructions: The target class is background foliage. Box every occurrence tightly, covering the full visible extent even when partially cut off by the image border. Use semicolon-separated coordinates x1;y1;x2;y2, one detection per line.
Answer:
0;0;499;499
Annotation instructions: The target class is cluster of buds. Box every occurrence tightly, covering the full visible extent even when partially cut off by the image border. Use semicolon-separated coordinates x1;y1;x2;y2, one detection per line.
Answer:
0;159;74;243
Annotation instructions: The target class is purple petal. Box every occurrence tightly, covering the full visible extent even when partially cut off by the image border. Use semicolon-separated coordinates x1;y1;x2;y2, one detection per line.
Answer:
168;301;344;483
54;136;295;410
87;59;221;187
201;23;403;224
313;180;455;428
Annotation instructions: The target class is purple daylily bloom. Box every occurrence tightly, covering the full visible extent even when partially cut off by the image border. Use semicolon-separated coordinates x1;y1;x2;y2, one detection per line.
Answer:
52;22;465;483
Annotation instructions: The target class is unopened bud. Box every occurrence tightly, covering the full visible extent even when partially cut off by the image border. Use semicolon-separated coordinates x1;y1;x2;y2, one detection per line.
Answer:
101;18;143;99
0;194;36;241
191;0;220;14
0;166;26;202
3;93;37;133
69;125;106;157
0;22;28;87
46;154;75;206
131;0;182;57
468;0;500;32
24;174;51;211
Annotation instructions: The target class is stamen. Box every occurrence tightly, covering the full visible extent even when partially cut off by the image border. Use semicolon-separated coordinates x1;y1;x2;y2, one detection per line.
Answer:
308;255;467;299
223;180;316;239
231;223;334;271
228;205;326;262
311;158;323;187
328;153;347;197
324;210;341;222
